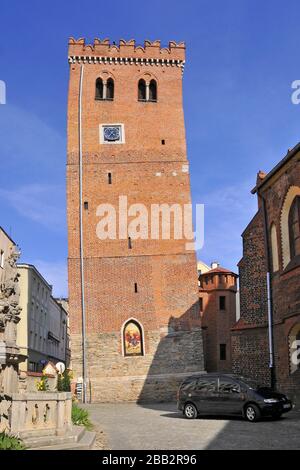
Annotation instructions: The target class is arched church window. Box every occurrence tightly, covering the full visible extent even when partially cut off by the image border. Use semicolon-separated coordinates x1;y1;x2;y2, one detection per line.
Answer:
123;319;144;356
149;79;157;101
138;79;146;101
106;78;114;100
95;78;103;100
270;223;279;272
288;196;300;259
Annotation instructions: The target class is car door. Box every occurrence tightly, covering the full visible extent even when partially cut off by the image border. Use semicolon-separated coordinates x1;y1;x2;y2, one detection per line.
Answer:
189;378;219;414
217;377;245;415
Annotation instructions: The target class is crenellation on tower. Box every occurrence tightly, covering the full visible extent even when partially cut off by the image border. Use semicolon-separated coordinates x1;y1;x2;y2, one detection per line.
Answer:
68;37;186;66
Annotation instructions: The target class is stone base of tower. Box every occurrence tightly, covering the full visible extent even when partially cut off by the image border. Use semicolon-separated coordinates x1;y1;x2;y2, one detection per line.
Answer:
71;328;205;403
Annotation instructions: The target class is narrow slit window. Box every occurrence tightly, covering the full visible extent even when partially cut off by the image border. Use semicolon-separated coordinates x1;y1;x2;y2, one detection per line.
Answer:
84;201;89;210
108;172;112;184
220;344;227;361
161;139;165;145
219;296;226;310
128;237;132;249
134;282;138;293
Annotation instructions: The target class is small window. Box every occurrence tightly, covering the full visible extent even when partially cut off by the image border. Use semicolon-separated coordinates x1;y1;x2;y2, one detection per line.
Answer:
134;282;138;293
149;79;157;101
108;172;112;184
95;78;103;100
220;344;227;361
138;79;146;101
161;139;165;145
199;297;203;312
84;201;89;210
0;250;4;269
128;237;132;249
106;78;114;100
219;296;226;310
195;379;217;392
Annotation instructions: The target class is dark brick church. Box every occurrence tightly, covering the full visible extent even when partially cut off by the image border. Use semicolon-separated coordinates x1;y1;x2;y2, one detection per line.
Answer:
231;143;300;406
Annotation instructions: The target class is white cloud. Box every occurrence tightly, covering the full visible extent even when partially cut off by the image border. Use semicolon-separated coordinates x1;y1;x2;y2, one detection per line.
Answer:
0;183;66;232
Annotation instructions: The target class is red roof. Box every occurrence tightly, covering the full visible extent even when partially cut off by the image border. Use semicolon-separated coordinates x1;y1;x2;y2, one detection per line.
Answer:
204;266;238;276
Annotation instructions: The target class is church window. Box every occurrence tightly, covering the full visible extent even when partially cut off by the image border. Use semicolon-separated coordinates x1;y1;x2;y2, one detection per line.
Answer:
134;282;138;293
128;237;132;249
84;201;88;210
270;223;279;272
289;196;300;259
220;344;227;361
108;172;112;184
123;320;144;356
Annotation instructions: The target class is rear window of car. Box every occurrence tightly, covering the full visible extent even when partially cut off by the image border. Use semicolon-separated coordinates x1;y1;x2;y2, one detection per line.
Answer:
195;379;217;392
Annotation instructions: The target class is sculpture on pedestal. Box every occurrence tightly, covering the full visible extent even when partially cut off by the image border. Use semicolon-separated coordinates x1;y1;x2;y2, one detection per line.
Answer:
0;245;25;395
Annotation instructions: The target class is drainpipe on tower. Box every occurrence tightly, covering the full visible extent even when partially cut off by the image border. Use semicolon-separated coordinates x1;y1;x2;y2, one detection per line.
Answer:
78;64;88;403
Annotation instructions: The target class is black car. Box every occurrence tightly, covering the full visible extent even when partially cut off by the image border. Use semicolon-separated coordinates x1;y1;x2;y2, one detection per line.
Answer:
177;373;293;422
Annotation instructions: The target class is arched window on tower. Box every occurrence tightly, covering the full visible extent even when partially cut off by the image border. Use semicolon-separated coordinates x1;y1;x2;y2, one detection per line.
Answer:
138;79;146;101
95;78;103;100
106;78;114;100
149;79;157;102
288;196;300;260
123;319;144;356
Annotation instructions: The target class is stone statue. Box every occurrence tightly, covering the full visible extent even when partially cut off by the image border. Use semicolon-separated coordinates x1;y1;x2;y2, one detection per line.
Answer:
0;245;24;395
0;246;22;345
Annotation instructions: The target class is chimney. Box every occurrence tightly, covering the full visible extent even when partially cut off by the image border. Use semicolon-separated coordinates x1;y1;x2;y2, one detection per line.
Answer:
211;261;219;269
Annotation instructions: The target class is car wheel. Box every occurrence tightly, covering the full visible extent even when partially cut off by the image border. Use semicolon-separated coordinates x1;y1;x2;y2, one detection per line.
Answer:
245;404;261;422
184;403;198;419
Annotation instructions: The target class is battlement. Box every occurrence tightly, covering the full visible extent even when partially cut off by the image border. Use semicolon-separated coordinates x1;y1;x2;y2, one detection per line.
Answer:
68;37;185;68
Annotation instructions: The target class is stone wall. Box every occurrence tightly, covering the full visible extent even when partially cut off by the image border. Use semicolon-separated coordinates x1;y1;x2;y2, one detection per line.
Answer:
72;327;205;403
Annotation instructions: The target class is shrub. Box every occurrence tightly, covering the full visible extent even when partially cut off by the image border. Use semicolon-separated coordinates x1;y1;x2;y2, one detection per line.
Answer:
71;403;92;430
0;432;26;450
57;370;71;392
36;373;49;391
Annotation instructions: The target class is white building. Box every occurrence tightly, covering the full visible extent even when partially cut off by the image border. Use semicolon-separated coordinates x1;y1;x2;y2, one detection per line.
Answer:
17;264;69;372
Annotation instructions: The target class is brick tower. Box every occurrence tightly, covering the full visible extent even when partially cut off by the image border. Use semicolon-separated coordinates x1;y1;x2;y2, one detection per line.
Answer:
67;37;205;402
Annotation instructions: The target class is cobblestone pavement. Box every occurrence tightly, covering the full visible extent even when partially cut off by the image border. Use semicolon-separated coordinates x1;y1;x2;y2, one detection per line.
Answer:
86;402;300;450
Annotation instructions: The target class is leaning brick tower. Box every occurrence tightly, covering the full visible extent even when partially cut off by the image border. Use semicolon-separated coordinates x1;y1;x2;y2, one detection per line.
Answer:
67;37;205;402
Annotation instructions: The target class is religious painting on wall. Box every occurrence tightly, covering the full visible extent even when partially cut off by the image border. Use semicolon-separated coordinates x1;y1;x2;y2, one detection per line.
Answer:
123;320;143;356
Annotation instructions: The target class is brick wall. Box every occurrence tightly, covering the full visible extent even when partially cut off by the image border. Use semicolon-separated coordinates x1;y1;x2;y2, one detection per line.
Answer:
67;38;205;402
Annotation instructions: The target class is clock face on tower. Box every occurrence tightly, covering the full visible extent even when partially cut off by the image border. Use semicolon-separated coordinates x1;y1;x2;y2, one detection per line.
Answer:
103;126;121;142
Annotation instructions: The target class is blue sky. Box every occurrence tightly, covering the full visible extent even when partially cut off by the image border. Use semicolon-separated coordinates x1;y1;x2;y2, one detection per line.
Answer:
1;0;300;296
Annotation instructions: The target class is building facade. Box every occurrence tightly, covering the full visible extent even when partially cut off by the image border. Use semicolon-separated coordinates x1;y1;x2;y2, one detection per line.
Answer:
199;263;237;373
231;144;300;405
67;37;205;402
17;264;69;372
